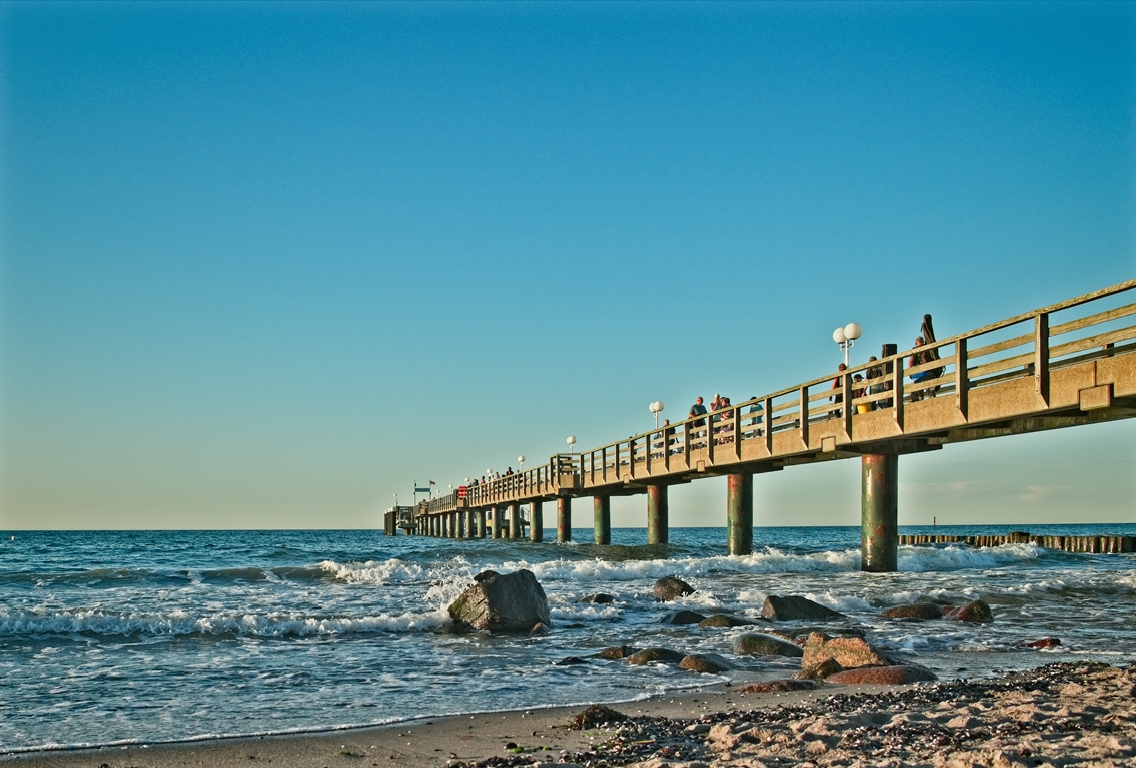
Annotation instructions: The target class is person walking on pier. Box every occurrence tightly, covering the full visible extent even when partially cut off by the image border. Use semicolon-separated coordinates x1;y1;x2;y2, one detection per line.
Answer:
689;397;708;438
865;356;885;410
909;336;938;400
829;363;847;416
746;396;765;437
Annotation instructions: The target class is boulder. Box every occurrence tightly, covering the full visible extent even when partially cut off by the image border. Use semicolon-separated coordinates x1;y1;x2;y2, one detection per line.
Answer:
800;632;894;670
661;610;707;625
579;593;614;604
732;632;805;658
945;599;993;623
698;614;757;628
596;645;637;660
826;665;937;685
680;653;732;673
556;656;588;665
1025;637;1061;649
739;679;819;693
762;595;844;621
653;576;695;601
447;569;551;632
795;657;843;680
882;602;945;621
626;647;686;665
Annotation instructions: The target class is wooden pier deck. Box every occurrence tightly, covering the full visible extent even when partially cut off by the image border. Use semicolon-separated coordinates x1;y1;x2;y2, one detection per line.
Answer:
398;278;1136;570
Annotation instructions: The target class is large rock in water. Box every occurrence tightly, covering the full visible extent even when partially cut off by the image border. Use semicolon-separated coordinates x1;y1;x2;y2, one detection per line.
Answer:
732;632;805;658
800;632;894;670
447;569;551;632
762;595;844;621
654;576;695;601
680;653;732;673
882;602;945;621
627;647;686;665
945;599;993;623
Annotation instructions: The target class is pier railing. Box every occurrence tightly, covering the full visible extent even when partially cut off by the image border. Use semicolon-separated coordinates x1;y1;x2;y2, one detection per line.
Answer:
416;277;1136;520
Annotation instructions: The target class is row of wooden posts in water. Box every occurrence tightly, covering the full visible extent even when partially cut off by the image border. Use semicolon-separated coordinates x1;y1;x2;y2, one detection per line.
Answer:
900;531;1136;553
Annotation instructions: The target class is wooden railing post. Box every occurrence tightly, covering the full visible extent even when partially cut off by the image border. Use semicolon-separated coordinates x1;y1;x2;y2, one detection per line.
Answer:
892;354;904;430
798;386;809;447
956;337;969;419
1035;312;1049;405
763;396;773;454
842;372;853;438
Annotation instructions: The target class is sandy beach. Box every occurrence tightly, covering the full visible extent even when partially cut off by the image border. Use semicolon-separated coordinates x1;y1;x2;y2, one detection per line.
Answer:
5;661;1132;768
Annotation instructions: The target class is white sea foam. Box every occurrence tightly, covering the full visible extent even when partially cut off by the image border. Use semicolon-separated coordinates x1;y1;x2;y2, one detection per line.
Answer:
898;542;1041;572
0;607;446;637
317;558;427;584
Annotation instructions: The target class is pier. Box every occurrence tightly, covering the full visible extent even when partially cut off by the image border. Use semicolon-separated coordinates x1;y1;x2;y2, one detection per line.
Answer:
392;279;1136;572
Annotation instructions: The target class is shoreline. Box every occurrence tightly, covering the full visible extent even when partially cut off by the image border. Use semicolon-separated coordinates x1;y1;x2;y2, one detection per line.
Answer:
5;661;1134;768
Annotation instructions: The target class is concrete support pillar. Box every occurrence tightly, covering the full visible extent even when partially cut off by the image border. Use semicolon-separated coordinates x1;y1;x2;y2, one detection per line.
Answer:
477;508;487;538
509;503;520;540
530;501;543;542
727;473;754;555
594;496;611;545
491;505;502;539
557;497;572;542
647;485;669;545
862;453;899;572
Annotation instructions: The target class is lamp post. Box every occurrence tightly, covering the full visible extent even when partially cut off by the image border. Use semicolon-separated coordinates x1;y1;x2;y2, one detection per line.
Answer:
833;322;863;367
649;400;665;429
518;455;526;471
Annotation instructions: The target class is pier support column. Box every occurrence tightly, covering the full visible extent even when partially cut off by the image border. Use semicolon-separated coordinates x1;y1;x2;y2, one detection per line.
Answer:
509;503;520;540
558;497;572;542
491;506;502;539
594;496;611;544
861;453;899;572
727;473;753;555
647;485;668;545
530;501;543;542
476;508;487;538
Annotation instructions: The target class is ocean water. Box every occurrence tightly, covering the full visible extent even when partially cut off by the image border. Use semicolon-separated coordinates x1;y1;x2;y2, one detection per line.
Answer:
2;524;1135;752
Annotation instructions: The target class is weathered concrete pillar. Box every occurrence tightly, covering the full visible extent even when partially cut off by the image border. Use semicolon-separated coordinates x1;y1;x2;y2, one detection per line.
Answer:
726;473;753;555
594;496;611;544
509;503;520;540
558;497;572;542
862;453;899;572
647;485;668;545
476;508;487;538
530;501;543;542
491;505;502;539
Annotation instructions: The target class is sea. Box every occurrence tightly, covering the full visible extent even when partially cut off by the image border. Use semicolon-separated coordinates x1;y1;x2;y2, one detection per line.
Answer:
3;524;1135;753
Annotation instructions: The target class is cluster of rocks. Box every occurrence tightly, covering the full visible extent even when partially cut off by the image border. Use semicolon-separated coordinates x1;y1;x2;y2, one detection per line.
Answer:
453;663;1136;768
575;576;979;686
447;571;1037;689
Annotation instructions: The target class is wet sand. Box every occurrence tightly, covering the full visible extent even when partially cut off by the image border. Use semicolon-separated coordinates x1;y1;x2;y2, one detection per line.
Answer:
4;662;1133;768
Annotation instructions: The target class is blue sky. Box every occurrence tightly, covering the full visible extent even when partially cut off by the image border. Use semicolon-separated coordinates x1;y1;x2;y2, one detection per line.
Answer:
1;1;1133;530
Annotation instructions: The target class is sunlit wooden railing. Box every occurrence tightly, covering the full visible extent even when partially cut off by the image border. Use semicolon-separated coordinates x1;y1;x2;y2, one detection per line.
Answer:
416;278;1136;519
